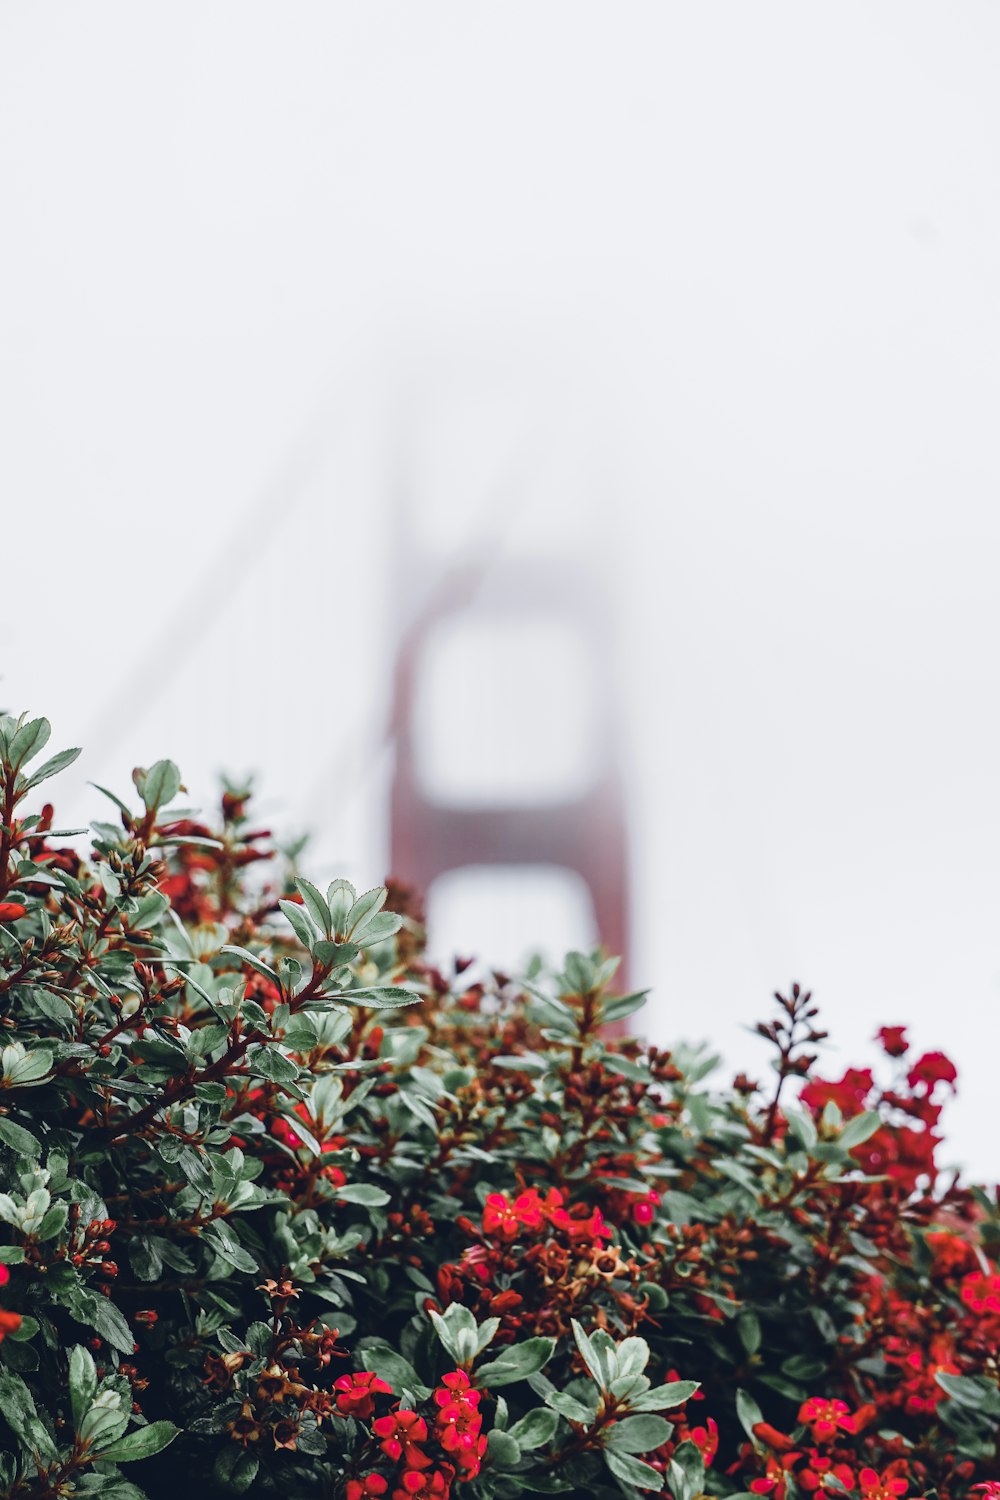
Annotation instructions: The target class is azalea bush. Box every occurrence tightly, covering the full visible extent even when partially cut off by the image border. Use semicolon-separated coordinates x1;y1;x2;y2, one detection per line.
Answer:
0;713;997;1500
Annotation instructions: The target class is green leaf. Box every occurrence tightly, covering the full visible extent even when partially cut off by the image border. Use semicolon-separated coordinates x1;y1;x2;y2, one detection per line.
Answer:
37;1202;68;1241
476;1337;555;1388
343;986;422;1009
0;1368;57;1458
604;1449;663;1491
220;945;280;986
0;1117;41;1156
669;1440;706;1500
98;1421;179;1463
280;899;318;950
2;1048;54;1087
563;951;596;994
736;1387;764;1442
344;886;388;940
356;911;404;947
600;990;649;1024
137;760;181;813
631;1380;700;1411
839;1110;883;1150
759;1373;806;1400
312;940;360;968
214;1444;260;1493
88;1297;135;1354
429;1304;478;1363
359;1344;430;1398
245;1044;299;1084
605;1414;672;1452
612;1336;650;1379
508;1406;560;1449
486;1428;521;1467
69;1346;98;1432
571;1318;607;1388
326;879;356;935
128;1235;164;1282
544;1389;596;1424
9;718;51;772
6;1315;38;1342
23;745;82;791
475;1316;501;1354
336;1183;390;1207
784;1107;817;1153
738;1310;762;1357
294;878;331;935
936;1371;1000;1416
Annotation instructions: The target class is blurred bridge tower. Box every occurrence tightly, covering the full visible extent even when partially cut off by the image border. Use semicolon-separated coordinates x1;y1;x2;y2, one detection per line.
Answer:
388;517;631;991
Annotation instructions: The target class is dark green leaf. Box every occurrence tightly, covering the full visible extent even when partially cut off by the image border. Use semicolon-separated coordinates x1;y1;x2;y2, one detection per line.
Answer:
0;1117;41;1156
604;1449;663;1491
69;1346;98;1432
336;1183;391;1206
477;1337;555;1388
605;1414;672;1452
98;1421;179;1462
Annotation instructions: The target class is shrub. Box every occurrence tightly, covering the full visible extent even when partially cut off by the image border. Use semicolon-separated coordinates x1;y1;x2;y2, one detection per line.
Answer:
0;712;996;1500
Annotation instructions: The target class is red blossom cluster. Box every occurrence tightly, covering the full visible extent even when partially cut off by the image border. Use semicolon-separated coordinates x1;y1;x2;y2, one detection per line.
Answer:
739;1391;980;1500
481;1187;611;1244
343;1369;485;1500
431;1185;640;1344
800;1028;960;1193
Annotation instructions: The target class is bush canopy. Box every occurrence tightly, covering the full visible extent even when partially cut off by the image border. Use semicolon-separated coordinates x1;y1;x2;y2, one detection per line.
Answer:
0;714;996;1500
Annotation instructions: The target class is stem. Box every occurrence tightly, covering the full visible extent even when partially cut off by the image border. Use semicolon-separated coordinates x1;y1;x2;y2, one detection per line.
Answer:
0;770;20;900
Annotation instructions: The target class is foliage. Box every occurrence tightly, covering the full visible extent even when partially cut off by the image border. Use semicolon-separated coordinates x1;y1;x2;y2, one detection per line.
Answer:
0;713;996;1500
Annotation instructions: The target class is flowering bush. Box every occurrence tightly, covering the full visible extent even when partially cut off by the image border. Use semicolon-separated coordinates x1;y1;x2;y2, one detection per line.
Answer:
0;713;997;1500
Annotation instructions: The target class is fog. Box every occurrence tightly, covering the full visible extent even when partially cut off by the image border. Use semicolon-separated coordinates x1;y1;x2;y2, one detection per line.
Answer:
3;3;999;1178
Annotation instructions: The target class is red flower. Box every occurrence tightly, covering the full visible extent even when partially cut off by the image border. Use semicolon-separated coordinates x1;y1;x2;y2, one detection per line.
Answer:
753;1422;796;1453
0;1309;22;1343
859;1467;907;1500
632;1190;661;1226
960;1269;1000;1315
749;1455;796;1500
346;1478;389;1500
0;1266;9;1288
0;903;27;922
925;1231;978;1280
797;1398;852;1443
800;1069;873;1119
333;1371;393;1419
687;1416;719;1465
906;1051;957;1093
482;1190;542;1239
392;1472;450;1500
875;1026;908;1057
433;1370;486;1479
372;1409;430;1467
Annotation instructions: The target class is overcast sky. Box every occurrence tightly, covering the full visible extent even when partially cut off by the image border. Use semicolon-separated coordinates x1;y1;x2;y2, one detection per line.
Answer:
3;3;1000;1179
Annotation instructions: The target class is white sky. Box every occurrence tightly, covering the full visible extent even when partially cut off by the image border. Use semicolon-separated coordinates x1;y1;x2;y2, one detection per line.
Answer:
2;3;999;1179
